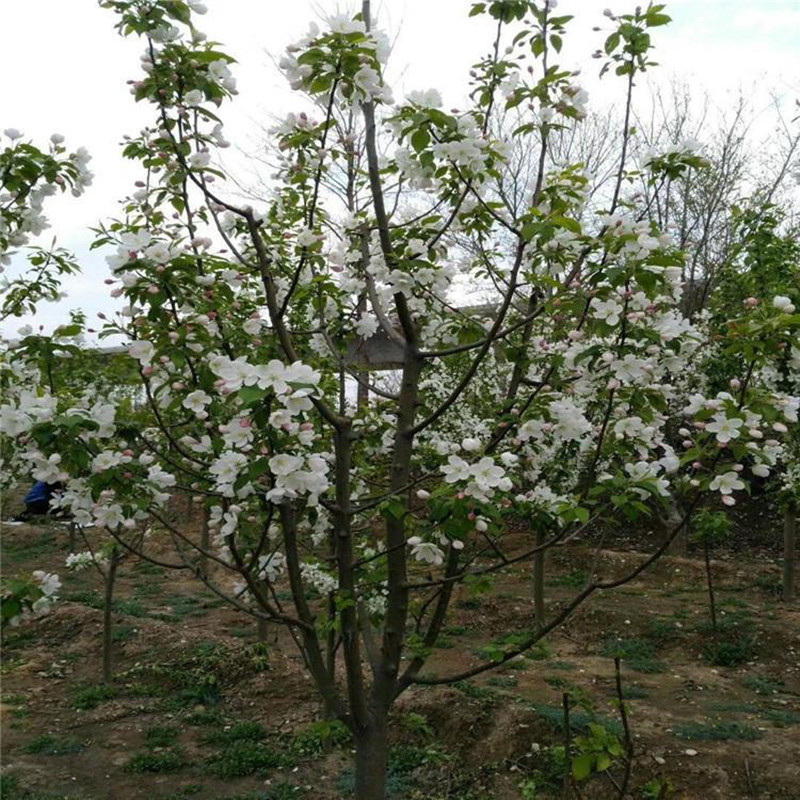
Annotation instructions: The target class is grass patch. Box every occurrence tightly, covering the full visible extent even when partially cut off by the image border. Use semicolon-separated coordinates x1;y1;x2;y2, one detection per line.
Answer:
761;708;800;727
472;634;550;663
63;588;102;609
23;734;85;756
644;617;682;644
2;629;37;650
158;786;204;800
185;709;224;726
111;624;139;644
146;725;180;748
673;721;762;741
202;722;266;746
183;709;223;727
453;680;498;703
337;745;451;799
132;581;163;598
288;719;351;757
743;675;784;695
204;741;295;780
487;675;518;688
133;561;166;576
0;773;93;800
73;684;117;710
126;747;186;773
549;570;588;588
532;703;623;737
123;681;165;699
444;625;468;636
601;637;664;673
702;635;757;667
221;788;303;800
610;684;649;700
113;597;148;617
754;576;782;596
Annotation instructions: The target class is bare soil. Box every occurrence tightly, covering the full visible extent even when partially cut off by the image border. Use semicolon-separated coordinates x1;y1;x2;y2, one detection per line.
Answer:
1;516;798;800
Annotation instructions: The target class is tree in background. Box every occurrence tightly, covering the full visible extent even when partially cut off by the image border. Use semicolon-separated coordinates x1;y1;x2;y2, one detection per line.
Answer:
1;2;798;797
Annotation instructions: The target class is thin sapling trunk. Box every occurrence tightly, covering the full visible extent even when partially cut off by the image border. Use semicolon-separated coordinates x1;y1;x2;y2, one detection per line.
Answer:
102;547;121;683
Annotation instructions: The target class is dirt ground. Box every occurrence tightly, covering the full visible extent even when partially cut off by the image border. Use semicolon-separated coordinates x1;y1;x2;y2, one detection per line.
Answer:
1;510;798;800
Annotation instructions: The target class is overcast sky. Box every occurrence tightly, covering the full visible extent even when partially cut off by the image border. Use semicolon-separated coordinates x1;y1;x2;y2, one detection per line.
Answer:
1;0;798;339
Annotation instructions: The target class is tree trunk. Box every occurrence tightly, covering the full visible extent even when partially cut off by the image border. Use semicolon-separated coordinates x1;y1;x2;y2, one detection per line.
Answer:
68;521;76;552
703;540;717;632
533;529;546;630
784;509;796;602
199;507;210;579
354;715;389;800
102;549;120;683
666;508;689;557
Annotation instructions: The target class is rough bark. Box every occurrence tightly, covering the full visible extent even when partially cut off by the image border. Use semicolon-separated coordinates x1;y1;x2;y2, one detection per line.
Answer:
533;528;546;630
102;549;120;683
703;540;717;631
354;713;389;800
784;509;796;602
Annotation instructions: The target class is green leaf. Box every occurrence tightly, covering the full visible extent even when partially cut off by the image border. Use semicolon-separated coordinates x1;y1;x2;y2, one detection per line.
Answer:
604;32;620;54
237;386;264;406
646;12;671;26
596;752;612;772
572;753;593;781
382;499;406;520
410;128;430;153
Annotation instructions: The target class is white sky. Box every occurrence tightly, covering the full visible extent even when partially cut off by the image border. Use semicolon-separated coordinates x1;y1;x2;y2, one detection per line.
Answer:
1;0;798;338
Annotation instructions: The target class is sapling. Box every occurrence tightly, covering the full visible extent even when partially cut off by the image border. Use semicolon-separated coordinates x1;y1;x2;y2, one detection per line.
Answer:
1;2;798;798
690;509;732;632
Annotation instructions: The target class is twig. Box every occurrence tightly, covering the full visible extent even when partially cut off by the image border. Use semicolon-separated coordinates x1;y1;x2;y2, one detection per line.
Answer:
614;657;634;798
562;691;572;799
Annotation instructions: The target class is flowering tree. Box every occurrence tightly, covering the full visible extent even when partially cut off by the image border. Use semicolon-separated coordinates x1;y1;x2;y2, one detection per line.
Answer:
2;1;799;797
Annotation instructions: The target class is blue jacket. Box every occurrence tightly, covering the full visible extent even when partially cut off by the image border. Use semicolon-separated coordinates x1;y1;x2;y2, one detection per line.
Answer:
24;481;51;505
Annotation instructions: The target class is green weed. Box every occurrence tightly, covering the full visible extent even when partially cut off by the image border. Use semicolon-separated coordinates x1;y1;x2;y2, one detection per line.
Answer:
126;747;186;773
146;725;179;748
743;675;784;695
289;719;351;756
673;721;762;741
23;734;85;756
204;740;295;779
73;684;117;710
202;721;266;746
602;637;664;673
